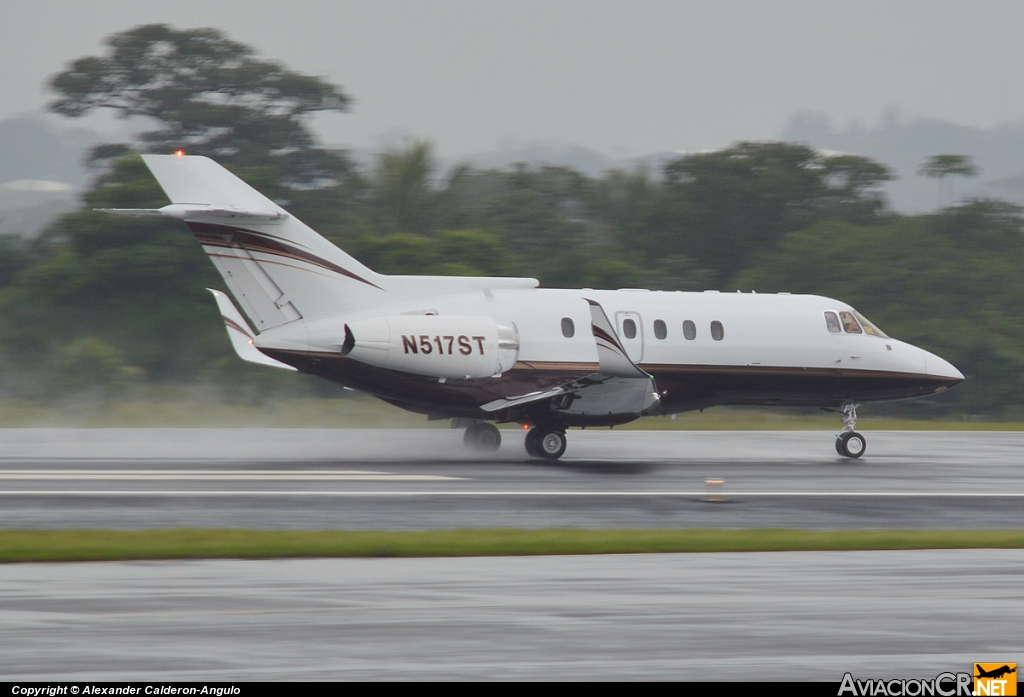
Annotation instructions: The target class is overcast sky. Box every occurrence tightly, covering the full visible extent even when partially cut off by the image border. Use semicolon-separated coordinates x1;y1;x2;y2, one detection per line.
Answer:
3;0;1024;158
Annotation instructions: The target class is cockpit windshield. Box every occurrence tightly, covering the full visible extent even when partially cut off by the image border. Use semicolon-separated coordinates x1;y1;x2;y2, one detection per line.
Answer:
839;311;862;334
853;310;890;339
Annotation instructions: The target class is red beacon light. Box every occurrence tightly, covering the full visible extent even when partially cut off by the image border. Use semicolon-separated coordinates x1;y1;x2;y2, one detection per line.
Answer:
174;150;185;157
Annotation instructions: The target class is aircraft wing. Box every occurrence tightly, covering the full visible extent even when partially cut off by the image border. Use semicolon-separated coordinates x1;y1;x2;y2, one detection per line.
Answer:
481;299;658;415
480;372;659;416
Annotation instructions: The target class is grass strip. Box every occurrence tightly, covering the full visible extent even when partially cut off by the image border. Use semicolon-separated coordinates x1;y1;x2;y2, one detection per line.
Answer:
1;529;1023;563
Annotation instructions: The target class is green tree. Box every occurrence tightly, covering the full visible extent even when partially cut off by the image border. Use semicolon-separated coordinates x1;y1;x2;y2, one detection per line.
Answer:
439;164;613;286
818;154;895;223
656;142;892;280
0;155;226;380
51;337;142;395
0;25;360;394
48;24;352;185
433;229;511;276
593;168;716;288
919;154;978;208
350;229;512;278
372;140;437;235
0;235;35;287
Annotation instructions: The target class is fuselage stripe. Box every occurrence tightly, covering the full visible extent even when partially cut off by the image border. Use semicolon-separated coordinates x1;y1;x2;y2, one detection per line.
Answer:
188;222;384;290
267;349;942;382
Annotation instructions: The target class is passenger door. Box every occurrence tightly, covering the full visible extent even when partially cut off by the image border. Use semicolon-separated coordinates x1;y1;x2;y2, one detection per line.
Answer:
615;311;644;363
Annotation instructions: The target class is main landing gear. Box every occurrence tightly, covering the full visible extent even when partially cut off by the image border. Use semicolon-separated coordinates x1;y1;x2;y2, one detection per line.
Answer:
835;403;866;458
464;422;501;452
461;419;568;459
524;426;567;460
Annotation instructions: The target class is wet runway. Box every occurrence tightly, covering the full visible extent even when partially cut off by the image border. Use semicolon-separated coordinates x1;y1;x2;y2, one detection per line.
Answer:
1;550;1020;681
0;428;1021;529
1;429;1021;681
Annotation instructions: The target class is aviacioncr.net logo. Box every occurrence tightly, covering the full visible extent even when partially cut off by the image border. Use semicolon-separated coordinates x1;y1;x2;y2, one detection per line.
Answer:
839;672;973;696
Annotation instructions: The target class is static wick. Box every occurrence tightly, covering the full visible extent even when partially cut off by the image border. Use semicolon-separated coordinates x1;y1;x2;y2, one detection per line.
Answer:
704;478;725;503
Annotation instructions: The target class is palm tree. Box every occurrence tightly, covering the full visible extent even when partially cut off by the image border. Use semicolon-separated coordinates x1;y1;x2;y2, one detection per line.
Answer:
919;155;978;208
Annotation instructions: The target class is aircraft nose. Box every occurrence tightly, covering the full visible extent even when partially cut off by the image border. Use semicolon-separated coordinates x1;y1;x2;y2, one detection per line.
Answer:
923;350;964;382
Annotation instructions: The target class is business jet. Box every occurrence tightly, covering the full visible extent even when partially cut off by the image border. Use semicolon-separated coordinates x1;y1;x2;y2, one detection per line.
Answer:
101;154;964;460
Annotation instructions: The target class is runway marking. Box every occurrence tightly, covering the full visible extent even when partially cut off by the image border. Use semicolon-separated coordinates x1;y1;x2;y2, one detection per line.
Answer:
0;470;463;482
0;490;1020;497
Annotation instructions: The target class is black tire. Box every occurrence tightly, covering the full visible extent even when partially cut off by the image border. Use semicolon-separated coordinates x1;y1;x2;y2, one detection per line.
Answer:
524;428;541;458
838;431;866;458
464;422;501;452
536;429;567;460
835;437;844;455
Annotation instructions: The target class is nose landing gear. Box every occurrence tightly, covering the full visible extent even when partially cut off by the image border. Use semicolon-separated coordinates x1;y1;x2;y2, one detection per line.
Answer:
835;403;866;458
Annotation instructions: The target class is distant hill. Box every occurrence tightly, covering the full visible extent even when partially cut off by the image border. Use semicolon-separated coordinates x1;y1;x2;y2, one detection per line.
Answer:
0;115;100;190
0;115;104;235
0;199;78;238
783;111;1024;213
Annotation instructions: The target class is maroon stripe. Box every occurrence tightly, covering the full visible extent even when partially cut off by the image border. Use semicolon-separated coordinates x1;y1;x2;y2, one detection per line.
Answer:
188;222;383;290
591;324;625;353
221;316;253;340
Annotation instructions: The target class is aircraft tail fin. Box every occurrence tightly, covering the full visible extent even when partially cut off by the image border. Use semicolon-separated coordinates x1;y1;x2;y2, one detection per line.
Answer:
137;154;388;332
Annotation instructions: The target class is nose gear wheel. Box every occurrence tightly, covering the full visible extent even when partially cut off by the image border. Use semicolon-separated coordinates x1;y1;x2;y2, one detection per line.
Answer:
834;403;866;458
836;431;866;458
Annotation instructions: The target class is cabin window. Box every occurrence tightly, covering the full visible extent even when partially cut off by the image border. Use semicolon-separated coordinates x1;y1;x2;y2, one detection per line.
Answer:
683;320;696;340
561;317;575;338
622;318;637;339
839;311;862;334
824;311;842;334
653;319;667;340
853;311;890;338
710;321;724;341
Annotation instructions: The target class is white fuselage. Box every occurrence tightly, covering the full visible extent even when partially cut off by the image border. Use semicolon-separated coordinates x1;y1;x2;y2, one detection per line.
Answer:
261;287;958;381
249;285;963;425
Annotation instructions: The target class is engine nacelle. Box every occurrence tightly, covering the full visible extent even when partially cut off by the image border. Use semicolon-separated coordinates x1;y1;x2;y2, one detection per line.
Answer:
341;315;520;379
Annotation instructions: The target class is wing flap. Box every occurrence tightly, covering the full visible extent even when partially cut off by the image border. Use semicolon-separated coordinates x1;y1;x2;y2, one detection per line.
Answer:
480;385;570;413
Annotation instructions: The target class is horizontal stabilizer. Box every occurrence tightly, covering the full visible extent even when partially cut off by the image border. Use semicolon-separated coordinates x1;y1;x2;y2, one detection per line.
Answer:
97;204;288;224
95;208;165;217
207;289;296;371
